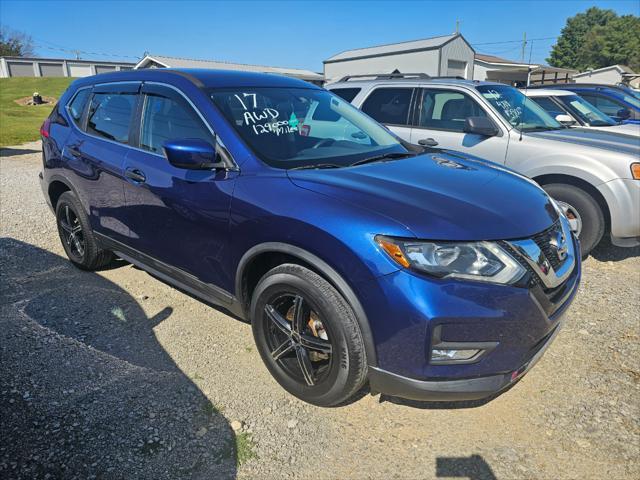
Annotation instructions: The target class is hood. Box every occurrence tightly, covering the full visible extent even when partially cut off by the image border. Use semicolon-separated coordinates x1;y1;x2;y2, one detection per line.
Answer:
527;128;640;156
602;123;640;137
288;152;558;241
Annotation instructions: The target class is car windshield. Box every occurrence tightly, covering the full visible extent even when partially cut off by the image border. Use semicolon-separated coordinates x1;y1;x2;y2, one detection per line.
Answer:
476;85;563;132
556;95;616;126
209;87;407;169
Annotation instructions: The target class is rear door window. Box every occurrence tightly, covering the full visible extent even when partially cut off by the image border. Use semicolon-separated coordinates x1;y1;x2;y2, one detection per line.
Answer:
140;93;213;155
330;88;361;103
361;88;414;126
580;93;624;117
531;96;565;118
418;89;487;132
67;88;91;128
87;92;137;144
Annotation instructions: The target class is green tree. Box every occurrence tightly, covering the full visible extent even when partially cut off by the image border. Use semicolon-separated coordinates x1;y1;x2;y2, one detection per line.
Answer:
547;7;617;70
579;15;640;71
0;25;35;57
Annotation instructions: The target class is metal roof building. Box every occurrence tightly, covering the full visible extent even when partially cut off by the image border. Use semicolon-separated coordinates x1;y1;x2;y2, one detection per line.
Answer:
323;34;475;83
0;56;135;78
135;54;324;84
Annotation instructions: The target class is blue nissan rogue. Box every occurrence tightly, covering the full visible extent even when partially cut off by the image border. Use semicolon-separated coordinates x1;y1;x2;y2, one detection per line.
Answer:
40;69;581;406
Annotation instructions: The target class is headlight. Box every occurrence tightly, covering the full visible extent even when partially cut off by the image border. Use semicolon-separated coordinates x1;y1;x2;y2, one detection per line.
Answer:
376;236;526;285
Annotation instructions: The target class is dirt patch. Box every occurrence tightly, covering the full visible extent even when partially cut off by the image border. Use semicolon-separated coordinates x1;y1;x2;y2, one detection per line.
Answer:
13;95;57;106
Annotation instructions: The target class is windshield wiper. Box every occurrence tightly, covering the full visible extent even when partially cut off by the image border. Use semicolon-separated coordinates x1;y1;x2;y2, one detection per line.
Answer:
350;152;415;167
290;163;343;171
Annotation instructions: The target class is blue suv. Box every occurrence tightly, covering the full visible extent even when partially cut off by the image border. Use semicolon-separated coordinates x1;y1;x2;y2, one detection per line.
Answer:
530;83;640;123
40;69;581;406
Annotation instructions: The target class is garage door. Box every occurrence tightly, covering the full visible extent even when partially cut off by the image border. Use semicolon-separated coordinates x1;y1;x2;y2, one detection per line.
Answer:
39;63;64;77
95;66;116;75
447;60;467;78
7;62;34;77
68;64;92;77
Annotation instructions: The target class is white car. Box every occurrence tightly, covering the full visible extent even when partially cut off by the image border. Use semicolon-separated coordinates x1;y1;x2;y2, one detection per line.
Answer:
326;76;640;255
522;89;640;137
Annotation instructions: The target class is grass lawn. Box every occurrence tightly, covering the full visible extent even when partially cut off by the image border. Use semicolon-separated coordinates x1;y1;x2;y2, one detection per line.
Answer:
0;77;74;147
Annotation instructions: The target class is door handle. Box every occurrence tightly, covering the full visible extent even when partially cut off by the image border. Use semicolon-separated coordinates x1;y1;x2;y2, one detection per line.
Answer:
418;138;439;147
125;168;146;183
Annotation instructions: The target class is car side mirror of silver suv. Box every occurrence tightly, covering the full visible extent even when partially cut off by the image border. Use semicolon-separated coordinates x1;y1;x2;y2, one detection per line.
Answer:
555;114;576;126
464;117;499;137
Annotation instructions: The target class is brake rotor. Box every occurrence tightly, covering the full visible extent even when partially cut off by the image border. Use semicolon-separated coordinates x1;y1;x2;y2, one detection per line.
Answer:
285;306;329;362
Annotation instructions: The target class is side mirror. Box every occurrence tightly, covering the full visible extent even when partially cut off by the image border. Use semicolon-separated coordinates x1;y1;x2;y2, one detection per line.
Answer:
555;114;576;126
163;139;225;170
463;117;499;137
617;108;631;120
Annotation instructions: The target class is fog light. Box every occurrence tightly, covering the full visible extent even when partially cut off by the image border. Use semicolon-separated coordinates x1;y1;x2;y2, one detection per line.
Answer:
431;348;481;362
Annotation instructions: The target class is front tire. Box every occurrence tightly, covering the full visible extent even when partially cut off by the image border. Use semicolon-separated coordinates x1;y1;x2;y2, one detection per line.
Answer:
251;264;367;407
55;191;114;270
543;183;605;257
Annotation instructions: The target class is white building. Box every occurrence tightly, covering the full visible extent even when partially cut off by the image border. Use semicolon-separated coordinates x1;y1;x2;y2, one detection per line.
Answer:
473;54;575;86
323;34;475;83
573;64;640;87
0;56;135;78
135;54;324;84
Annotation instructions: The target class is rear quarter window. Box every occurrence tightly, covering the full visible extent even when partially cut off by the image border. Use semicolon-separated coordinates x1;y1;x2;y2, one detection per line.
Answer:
67;88;91;128
330;88;361;103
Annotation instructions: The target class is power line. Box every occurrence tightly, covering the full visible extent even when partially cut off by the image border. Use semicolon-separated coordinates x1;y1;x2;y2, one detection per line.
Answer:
29;36;141;60
471;36;557;46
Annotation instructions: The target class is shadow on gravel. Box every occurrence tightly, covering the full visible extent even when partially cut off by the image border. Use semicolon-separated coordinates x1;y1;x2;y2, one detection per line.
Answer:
589;236;640;262
436;454;497;480
0;238;237;479
0;147;41;156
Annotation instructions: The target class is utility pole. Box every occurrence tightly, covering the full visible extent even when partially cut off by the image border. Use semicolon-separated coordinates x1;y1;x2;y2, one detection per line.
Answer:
521;32;527;63
74;50;81;60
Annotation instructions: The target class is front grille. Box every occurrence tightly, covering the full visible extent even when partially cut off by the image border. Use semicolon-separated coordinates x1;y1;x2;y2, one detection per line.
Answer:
531;220;563;270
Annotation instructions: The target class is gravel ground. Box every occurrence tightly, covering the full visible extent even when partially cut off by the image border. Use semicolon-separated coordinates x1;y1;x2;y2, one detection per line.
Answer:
1;142;639;480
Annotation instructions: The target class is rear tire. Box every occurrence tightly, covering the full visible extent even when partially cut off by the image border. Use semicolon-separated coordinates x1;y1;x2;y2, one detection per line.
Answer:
543;183;605;257
251;264;367;407
55;191;114;270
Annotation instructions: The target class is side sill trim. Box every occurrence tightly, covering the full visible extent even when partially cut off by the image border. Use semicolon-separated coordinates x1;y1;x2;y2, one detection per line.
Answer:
95;232;243;317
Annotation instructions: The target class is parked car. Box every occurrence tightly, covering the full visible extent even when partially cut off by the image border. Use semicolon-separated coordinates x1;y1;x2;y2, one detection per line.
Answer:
522;89;640;136
40;68;581;406
327;75;640;254
529;84;640;123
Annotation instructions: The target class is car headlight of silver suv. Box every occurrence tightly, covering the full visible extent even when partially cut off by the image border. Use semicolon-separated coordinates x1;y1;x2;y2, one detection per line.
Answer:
376;235;526;285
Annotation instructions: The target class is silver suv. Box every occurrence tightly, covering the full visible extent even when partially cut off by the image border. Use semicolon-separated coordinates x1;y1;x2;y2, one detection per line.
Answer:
325;74;640;255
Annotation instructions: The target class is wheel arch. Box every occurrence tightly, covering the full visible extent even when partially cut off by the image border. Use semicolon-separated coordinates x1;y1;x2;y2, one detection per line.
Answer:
47;178;72;209
533;173;611;230
236;242;378;367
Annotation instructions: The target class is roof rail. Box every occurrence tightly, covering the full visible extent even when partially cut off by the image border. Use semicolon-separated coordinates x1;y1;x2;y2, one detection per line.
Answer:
337;72;431;82
429;76;467;80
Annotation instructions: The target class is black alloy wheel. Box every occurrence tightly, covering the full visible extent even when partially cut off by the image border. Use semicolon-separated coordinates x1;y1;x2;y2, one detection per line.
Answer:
58;203;85;261
251;264;367;407
263;293;333;387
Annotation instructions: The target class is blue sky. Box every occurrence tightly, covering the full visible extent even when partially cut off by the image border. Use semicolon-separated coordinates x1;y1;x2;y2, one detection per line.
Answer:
1;0;638;70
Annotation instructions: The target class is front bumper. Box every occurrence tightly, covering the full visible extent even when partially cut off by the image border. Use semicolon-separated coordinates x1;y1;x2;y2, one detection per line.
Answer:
369;318;563;402
357;234;580;402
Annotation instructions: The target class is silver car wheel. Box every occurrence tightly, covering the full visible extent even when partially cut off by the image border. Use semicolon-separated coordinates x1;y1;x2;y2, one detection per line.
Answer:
556;200;583;237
